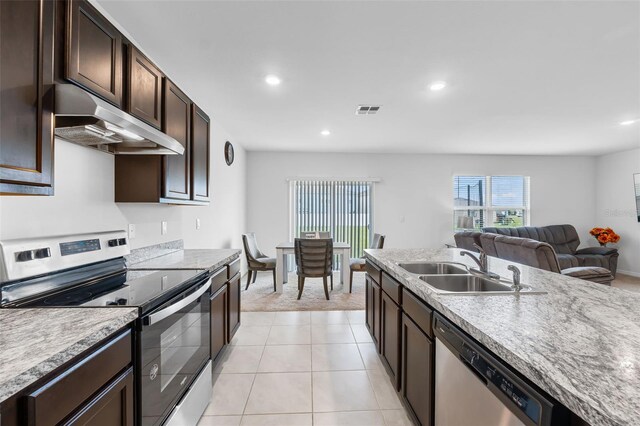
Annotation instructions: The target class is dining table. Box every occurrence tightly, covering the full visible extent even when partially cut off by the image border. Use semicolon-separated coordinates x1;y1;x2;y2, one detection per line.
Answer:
275;241;352;293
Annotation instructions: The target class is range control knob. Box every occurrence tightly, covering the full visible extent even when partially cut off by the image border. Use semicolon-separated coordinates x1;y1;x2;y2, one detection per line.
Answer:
15;250;35;262
116;298;128;305
106;301;118;306
118;238;127;246
34;248;51;259
107;239;119;247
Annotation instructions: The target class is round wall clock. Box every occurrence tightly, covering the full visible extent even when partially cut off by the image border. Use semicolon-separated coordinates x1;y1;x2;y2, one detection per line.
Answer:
224;141;234;166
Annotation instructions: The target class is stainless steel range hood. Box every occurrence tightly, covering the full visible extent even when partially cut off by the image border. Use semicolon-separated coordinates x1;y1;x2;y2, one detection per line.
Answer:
54;84;184;155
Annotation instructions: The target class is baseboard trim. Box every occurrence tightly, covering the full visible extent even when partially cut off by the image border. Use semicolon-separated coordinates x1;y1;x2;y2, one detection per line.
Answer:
617;269;640;278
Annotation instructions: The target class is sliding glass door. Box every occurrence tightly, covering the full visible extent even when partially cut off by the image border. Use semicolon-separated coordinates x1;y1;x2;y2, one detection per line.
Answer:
289;180;373;265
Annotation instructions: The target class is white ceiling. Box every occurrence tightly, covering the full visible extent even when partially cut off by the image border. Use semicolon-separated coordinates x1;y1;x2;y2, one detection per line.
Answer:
98;0;640;155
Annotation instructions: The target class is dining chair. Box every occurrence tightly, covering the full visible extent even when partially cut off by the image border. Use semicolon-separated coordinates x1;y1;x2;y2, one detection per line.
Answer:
294;238;334;300
242;233;277;291
349;233;385;293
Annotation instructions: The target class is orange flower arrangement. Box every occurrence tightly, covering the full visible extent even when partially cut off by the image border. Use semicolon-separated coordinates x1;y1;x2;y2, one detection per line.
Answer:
589;227;621;246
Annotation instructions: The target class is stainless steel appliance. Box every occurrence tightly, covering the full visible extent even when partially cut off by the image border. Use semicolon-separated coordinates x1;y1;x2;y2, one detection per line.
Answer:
433;313;568;426
0;231;212;426
54;84;184;155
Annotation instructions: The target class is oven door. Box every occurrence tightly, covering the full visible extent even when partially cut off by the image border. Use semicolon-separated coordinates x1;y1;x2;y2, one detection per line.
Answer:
140;277;211;426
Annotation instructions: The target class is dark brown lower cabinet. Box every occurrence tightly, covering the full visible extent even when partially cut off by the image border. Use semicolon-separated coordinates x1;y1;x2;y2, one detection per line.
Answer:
7;330;135;426
64;368;134;426
365;276;382;351
381;291;401;390
227;273;241;342
210;285;228;363
401;313;434;426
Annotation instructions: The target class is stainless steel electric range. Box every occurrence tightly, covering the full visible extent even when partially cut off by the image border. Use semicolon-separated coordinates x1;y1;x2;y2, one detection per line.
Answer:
0;231;213;426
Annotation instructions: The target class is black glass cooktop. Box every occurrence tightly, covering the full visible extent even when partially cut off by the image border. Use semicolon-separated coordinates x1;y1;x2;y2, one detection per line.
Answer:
9;268;204;314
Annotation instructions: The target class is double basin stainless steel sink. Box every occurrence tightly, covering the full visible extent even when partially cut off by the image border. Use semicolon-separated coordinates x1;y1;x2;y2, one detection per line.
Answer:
397;262;540;295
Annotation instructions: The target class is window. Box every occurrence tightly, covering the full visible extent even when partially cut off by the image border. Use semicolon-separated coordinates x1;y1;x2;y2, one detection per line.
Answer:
289;180;373;261
453;175;530;230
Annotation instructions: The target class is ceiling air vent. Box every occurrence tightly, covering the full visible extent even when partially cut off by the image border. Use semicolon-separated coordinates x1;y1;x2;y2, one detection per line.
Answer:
355;105;381;115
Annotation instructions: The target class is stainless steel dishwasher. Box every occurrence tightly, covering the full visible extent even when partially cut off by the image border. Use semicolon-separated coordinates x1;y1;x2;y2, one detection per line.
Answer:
433;313;568;426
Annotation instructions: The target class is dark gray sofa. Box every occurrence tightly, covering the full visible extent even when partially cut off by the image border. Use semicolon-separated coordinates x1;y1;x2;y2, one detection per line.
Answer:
481;225;619;277
453;231;482;252
479;233;614;285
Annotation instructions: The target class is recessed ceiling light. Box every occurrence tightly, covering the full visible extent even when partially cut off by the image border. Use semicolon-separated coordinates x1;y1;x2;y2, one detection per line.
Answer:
320;130;331;136
429;81;447;91
265;75;281;86
620;119;639;126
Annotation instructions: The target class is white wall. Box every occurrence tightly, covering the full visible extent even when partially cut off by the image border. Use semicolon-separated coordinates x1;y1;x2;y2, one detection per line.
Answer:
0;120;246;253
595;147;640;276
246;152;597;257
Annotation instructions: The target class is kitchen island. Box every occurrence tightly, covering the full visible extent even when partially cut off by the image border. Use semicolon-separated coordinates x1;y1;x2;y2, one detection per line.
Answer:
365;248;640;426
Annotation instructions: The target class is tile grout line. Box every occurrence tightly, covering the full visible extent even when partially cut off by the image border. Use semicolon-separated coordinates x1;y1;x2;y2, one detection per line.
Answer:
240;323;269;417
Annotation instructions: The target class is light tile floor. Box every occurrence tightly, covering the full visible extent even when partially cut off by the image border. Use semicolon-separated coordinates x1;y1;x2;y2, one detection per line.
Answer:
201;310;413;426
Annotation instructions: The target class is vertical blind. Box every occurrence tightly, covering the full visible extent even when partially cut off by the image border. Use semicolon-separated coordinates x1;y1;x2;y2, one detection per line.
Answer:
290;180;373;263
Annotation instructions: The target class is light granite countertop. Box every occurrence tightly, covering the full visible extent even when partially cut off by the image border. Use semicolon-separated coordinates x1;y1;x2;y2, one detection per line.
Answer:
128;249;240;272
0;307;138;404
364;248;640;426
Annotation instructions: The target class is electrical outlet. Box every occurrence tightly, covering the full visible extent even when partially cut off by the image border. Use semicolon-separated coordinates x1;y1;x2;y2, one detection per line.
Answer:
196;218;201;230
161;221;168;235
128;224;136;239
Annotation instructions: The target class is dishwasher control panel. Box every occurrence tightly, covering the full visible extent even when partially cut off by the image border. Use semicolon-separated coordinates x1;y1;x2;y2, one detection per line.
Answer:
461;343;542;424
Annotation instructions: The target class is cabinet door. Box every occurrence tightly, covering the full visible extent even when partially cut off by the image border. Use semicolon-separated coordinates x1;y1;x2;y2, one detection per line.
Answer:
210;285;228;363
381;292;401;390
370;280;382;353
0;0;55;195
162;80;191;200
66;0;123;106
401;313;434;426
64;368;134;426
191;104;210;202
365;276;375;339
127;46;163;129
227;273;241;342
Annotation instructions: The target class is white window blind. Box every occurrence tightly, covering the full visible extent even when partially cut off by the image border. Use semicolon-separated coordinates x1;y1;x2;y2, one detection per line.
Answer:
453;175;530;230
289;180;373;260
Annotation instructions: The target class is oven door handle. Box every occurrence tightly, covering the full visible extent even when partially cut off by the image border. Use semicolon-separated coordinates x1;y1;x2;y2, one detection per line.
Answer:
146;278;211;326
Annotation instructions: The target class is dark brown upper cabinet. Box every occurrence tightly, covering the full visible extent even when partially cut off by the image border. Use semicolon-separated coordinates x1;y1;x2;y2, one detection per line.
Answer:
191;105;210;202
66;0;123;107
127;46;163;129
162;79;191;201
0;0;55;196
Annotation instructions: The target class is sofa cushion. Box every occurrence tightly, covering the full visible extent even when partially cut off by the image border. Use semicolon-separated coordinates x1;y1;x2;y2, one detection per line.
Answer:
561;266;613;285
556;253;579;270
482;225;580;255
489;235;562;273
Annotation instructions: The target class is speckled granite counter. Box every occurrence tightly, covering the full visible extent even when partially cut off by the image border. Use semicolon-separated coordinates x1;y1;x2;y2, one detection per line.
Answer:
129;249;240;272
0;307;138;404
365;248;640;426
